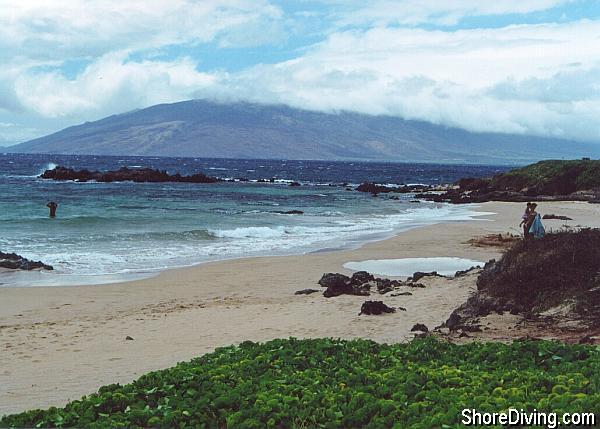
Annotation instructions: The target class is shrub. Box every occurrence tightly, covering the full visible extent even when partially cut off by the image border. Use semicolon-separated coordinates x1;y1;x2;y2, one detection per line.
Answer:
477;229;600;313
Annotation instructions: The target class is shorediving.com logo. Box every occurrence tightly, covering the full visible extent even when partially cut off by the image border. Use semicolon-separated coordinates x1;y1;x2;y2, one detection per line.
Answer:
461;408;596;428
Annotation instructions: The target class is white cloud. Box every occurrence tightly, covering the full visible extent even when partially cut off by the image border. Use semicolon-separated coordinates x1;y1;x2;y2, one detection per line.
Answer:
0;0;284;62
0;0;283;140
197;20;600;141
14;52;220;118
0;120;45;145
321;0;574;27
2;1;600;145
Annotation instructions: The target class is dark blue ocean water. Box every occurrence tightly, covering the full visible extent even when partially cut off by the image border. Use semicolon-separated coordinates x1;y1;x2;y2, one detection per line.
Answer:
0;154;509;285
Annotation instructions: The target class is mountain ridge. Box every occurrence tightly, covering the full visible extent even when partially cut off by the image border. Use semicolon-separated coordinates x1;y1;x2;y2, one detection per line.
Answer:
8;99;600;164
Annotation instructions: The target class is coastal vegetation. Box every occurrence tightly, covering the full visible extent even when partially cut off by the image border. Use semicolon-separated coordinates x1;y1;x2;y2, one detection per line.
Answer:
477;228;600;315
2;337;599;428
446;228;600;338
419;159;600;203
488;159;600;194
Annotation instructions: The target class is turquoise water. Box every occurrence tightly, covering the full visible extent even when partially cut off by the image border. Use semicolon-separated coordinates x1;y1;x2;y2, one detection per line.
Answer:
0;154;504;285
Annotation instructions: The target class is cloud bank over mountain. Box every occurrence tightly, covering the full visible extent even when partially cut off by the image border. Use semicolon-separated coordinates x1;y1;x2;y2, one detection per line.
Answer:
1;0;599;147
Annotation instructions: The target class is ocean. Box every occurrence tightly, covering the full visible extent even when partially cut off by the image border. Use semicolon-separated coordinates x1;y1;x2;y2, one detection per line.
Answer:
0;153;510;286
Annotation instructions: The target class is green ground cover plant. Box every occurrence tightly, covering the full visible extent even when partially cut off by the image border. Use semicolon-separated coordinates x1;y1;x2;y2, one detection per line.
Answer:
2;337;599;428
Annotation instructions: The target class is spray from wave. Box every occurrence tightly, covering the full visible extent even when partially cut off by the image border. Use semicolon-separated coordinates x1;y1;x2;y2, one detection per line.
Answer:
38;162;57;176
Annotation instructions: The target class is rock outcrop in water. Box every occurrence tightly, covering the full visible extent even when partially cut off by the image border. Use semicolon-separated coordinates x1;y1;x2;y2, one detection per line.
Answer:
40;166;219;183
0;251;53;271
275;210;304;215
355;182;435;195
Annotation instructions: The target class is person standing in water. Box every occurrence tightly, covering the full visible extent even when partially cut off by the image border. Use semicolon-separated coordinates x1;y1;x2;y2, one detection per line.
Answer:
46;201;58;217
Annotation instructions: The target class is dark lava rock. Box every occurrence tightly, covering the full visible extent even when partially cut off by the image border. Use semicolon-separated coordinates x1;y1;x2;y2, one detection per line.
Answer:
390;291;413;297
40;166;218;184
457;177;491;192
294;289;320;295
445;312;462;331
318;273;370;298
542;214;573;221
454;266;480;277
409;271;439;282
352;271;375;284
461;324;483;332
410;323;429;332
125;336;134;341
356;182;434;195
407;283;426;288
276;210;304;215
359;301;396;315
356;182;395;194
0;251;53;271
318;270;421;297
375;278;405;294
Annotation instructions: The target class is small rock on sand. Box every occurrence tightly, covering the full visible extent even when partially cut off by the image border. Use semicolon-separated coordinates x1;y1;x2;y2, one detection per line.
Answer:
294;289;320;295
410;323;429;332
359;301;396;315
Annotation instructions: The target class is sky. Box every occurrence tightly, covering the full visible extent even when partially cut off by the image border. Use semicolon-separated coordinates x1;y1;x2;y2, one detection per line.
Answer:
1;0;600;147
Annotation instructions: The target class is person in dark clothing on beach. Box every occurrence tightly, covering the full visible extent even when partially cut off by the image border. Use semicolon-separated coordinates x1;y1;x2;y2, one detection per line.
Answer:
519;202;532;238
47;201;58;217
521;202;542;239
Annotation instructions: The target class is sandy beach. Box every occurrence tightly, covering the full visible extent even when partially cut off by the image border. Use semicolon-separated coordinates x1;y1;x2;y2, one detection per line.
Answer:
2;201;599;416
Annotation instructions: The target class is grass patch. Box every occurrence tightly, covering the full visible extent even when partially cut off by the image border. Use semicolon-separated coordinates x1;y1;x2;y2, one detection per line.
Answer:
2;337;600;428
489;159;600;194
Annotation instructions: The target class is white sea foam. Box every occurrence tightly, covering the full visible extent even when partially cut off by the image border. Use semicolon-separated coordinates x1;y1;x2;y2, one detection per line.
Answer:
206;205;489;262
211;226;288;239
1;194;493;285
